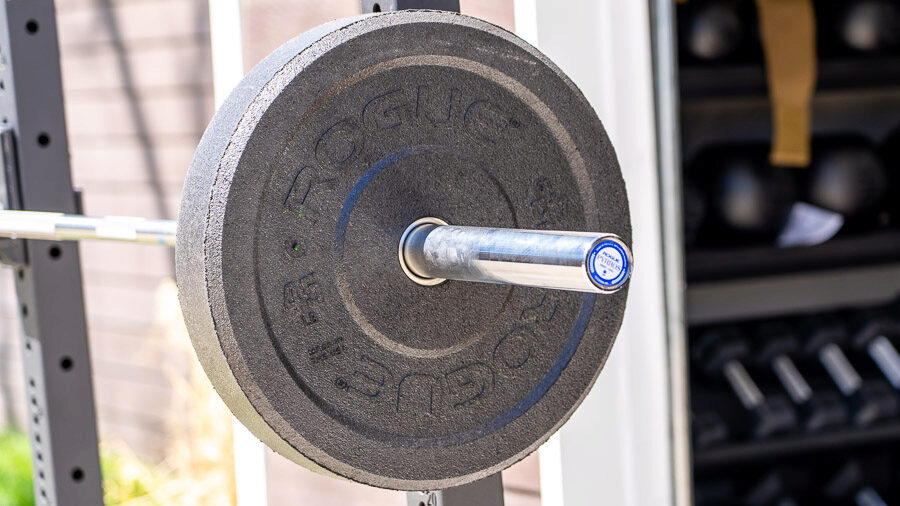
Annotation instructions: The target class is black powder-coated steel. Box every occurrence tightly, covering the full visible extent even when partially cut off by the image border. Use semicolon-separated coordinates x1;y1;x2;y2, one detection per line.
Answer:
0;2;104;503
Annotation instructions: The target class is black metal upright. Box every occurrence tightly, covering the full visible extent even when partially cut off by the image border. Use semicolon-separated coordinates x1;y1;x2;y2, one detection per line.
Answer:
361;1;503;505
361;0;461;14
0;2;104;505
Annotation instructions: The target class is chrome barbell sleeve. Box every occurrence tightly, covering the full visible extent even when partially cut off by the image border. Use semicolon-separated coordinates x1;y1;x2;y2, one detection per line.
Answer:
400;217;632;294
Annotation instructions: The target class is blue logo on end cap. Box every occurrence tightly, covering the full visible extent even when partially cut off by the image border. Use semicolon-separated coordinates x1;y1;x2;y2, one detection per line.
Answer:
588;239;630;290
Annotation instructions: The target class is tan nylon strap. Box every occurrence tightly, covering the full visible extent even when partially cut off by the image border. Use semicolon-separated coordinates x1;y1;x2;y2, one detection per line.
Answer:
755;0;817;167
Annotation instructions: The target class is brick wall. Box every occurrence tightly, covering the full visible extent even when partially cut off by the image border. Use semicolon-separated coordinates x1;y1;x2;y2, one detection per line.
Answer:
0;0;214;461
64;0;214;461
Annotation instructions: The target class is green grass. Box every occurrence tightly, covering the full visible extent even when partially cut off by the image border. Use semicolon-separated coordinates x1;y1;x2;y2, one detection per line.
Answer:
0;430;35;506
0;430;173;506
100;446;166;505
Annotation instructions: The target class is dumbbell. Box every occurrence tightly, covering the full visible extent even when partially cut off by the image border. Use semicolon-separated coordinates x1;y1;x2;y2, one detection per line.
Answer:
849;309;900;390
754;322;847;433
833;0;900;54
800;316;899;427
678;0;744;62
693;327;797;439
743;471;803;506
704;146;796;241
823;461;890;506
695;479;737;506
806;137;888;218
692;410;730;449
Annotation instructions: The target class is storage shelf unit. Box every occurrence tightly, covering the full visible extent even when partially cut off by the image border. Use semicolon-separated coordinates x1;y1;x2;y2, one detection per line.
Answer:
670;0;900;504
680;56;900;100
686;232;900;282
687;263;900;326
693;422;900;469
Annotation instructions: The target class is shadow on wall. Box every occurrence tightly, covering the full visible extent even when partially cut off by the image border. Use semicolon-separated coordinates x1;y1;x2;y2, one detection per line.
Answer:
90;0;213;273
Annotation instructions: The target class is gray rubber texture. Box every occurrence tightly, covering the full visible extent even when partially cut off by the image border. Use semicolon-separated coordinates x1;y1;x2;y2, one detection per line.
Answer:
176;10;630;490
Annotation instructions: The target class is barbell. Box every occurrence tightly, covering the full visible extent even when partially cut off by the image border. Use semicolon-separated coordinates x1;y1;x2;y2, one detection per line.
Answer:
0;11;632;490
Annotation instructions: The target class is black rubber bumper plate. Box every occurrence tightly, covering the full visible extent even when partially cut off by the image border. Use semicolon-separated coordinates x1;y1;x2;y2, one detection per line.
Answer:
176;10;630;490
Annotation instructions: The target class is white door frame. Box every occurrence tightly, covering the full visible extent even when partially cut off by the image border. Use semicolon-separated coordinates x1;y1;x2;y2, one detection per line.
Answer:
514;2;684;505
207;2;270;505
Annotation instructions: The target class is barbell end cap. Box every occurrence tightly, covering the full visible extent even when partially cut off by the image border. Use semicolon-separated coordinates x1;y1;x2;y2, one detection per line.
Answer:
585;235;633;293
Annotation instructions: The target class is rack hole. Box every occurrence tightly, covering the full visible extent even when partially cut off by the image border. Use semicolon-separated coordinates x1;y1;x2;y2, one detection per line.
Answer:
71;468;84;482
25;342;32;351
48;245;61;259
26;20;39;34
38;471;45;480
29;378;35;387
37;133;50;147
373;3;381;12
21;305;28;317
18;268;24;279
60;356;73;371
35;434;41;443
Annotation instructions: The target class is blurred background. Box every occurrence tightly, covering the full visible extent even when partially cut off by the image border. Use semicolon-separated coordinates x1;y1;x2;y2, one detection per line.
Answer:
1;0;899;505
679;1;900;505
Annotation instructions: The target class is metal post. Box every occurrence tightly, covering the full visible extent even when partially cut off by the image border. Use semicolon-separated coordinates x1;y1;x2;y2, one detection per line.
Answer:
0;1;104;505
206;0;271;501
361;0;460;14
648;0;693;503
520;2;675;506
407;474;505;506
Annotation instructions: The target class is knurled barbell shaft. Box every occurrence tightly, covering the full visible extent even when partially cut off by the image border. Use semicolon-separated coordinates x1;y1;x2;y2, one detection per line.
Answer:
0;210;632;294
0;210;177;246
400;218;632;294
